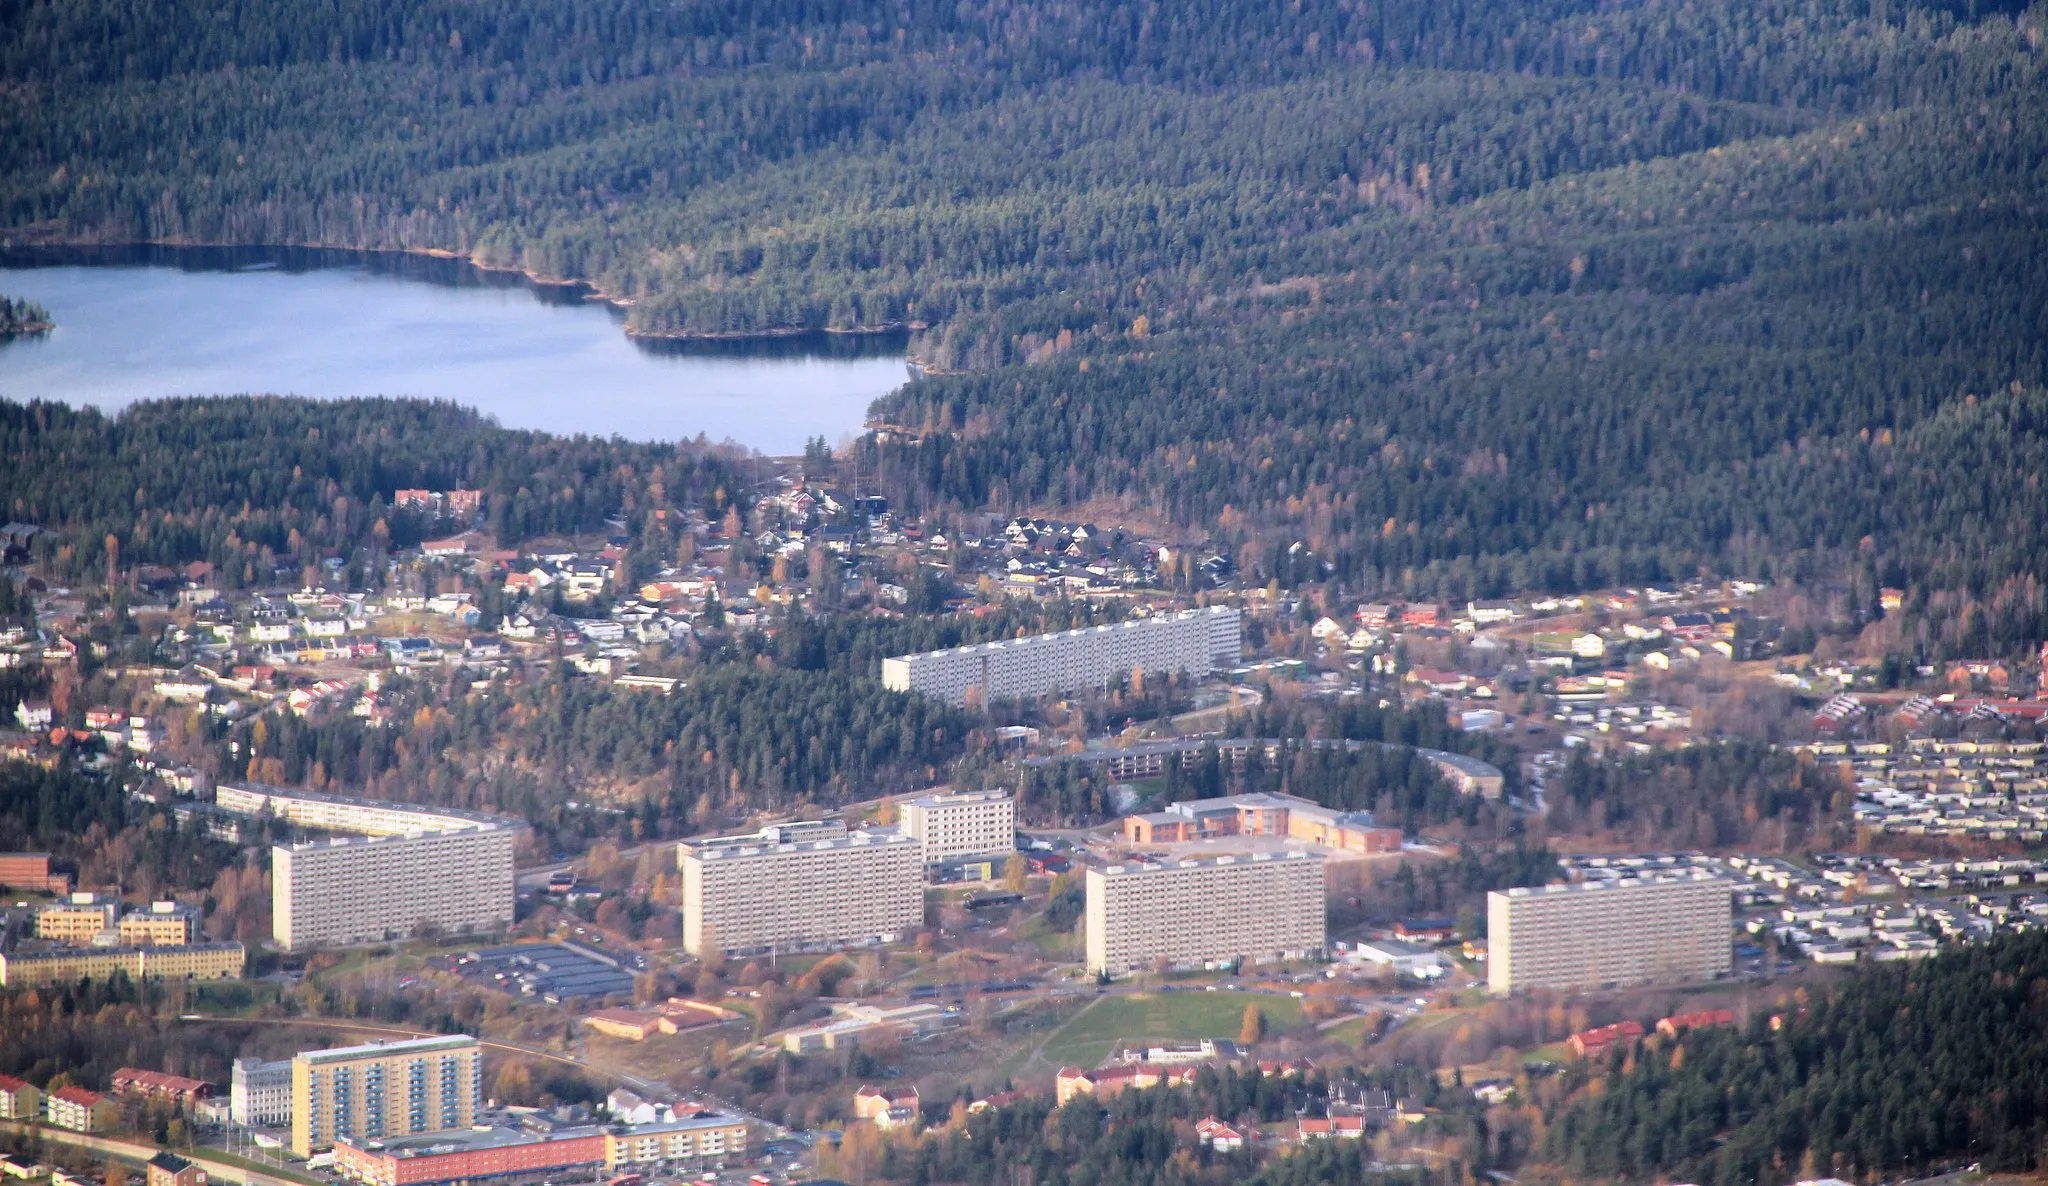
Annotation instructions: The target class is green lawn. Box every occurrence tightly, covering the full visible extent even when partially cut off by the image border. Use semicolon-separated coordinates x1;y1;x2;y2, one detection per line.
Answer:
1038;991;1303;1068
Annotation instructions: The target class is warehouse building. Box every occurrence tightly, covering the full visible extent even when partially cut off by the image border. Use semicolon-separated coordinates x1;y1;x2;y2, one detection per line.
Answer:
1085;851;1326;976
1487;872;1733;994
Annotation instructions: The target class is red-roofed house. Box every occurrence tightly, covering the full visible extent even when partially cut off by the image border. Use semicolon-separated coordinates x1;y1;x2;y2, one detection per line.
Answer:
111;1068;212;1105
0;1074;39;1121
854;1084;920;1131
1656;1009;1736;1038
1296;1116;1366;1141
1195;1118;1245;1152
45;1087;116;1133
967;1090;1020;1115
1569;1020;1646;1059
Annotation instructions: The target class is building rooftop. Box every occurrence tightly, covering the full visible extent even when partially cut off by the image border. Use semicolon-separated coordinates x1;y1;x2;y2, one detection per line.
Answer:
904;789;1012;808
218;783;524;832
0;941;243;962
1097;850;1321;877
295;1034;478;1065
684;826;915;861
1499;870;1728;897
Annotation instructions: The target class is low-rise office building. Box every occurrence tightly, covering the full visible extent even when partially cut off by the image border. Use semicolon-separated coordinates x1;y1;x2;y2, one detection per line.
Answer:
0;853;71;894
232;1057;293;1127
679;823;922;955
119;901;202;946
1487;872;1733;994
290;1036;484;1158
37;893;118;943
1121;791;1401;854
0;942;245;987
1085;851;1326;976
882;607;1242;706
899;789;1015;866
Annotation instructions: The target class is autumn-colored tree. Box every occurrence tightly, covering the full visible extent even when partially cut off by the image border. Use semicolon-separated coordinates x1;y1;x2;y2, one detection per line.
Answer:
1239;1003;1267;1045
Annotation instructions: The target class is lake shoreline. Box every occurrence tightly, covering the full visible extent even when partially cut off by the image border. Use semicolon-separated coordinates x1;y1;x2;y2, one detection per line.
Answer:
0;246;915;451
1;235;919;345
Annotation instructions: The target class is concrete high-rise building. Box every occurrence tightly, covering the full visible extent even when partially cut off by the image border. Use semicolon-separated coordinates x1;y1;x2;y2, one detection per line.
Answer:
882;607;1242;707
272;826;514;951
215;785;519;838
1487;873;1732;994
898;790;1015;866
679;823;922;955
1085;851;1325;976
232;1057;293;1127
290;1035;482;1157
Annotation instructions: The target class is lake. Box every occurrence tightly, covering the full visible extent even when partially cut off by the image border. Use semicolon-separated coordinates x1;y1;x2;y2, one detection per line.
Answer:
0;245;912;454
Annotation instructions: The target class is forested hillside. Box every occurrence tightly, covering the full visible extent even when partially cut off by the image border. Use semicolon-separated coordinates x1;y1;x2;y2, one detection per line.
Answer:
3;0;2043;603
1544;930;2048;1183
0;398;748;587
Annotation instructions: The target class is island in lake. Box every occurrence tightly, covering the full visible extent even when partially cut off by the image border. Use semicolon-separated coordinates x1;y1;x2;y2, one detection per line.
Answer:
0;294;52;337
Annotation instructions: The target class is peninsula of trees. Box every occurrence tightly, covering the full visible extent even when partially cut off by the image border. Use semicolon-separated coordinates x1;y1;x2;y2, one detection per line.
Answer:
0;294;51;336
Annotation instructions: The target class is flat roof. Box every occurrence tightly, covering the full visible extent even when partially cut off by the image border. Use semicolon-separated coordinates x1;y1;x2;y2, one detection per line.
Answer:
1497;871;1728;897
1097;850;1322;877
217;783;525;830
683;827;915;861
296;1034;478;1064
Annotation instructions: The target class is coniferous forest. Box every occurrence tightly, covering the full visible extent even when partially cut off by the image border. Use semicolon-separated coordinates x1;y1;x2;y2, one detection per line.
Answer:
0;0;2041;602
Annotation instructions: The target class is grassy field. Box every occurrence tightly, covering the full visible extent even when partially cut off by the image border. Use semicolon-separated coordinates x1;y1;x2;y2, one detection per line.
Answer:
1037;991;1304;1068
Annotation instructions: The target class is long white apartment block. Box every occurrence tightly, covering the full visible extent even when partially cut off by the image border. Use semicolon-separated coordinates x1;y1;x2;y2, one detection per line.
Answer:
1487;872;1732;994
881;606;1242;707
273;826;515;951
678;822;922;955
217;783;519;836
1085;850;1325;976
899;789;1015;865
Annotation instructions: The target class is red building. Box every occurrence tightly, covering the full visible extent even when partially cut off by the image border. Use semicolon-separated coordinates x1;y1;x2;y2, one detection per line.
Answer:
334;1129;607;1186
1656;1009;1736;1038
0;853;70;894
1569;1020;1646;1059
111;1068;213;1105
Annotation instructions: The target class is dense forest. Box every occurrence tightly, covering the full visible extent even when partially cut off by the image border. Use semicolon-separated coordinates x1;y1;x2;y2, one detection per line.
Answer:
0;397;749;587
1545;741;1852;850
0;295;50;336
1543;931;2048;1183
850;1064;1461;1186
235;662;969;849
4;0;2042;608
0;761;236;896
